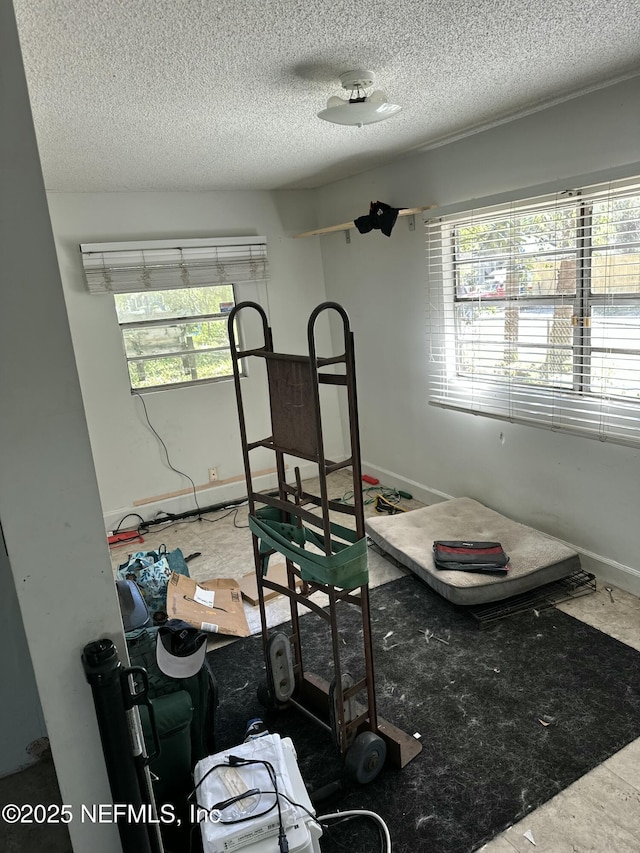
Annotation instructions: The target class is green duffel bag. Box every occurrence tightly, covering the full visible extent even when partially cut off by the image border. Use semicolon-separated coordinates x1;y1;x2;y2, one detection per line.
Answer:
126;626;218;803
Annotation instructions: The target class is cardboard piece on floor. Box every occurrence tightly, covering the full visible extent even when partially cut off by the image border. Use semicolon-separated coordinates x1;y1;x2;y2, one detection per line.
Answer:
166;572;250;637
239;562;302;606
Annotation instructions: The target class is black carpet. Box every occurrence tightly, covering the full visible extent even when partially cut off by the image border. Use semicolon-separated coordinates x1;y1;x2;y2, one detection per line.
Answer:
207;575;640;853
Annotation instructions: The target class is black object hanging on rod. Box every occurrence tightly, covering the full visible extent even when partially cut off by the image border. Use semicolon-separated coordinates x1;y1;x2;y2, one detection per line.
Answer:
354;200;402;236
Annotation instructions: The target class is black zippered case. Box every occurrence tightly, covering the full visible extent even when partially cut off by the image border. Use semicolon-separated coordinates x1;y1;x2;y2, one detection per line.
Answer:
433;540;510;573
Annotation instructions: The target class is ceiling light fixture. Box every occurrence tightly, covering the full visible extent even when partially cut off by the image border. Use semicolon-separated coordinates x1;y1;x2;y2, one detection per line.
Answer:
317;70;401;127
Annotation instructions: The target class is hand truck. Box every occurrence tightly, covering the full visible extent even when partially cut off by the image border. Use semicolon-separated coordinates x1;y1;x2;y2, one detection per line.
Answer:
228;301;421;782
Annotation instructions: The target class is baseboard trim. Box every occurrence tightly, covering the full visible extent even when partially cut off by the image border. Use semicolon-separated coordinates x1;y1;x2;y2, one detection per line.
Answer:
574;551;640;598
103;461;319;533
360;461;455;506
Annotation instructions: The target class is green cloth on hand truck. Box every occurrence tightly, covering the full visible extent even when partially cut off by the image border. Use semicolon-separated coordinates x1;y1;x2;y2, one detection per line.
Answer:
248;507;369;590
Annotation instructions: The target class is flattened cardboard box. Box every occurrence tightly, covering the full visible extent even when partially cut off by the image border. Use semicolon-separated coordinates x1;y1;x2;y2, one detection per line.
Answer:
167;572;250;637
239;561;303;606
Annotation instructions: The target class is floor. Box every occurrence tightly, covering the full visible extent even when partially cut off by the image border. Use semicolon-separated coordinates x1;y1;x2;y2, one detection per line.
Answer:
4;471;640;852
481;582;640;853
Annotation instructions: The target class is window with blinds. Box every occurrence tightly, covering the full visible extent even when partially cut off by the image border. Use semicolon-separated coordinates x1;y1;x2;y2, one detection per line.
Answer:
80;237;267;392
426;178;640;446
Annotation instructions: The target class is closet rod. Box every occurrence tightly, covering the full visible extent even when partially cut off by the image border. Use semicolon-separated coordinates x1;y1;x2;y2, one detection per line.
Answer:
293;206;434;238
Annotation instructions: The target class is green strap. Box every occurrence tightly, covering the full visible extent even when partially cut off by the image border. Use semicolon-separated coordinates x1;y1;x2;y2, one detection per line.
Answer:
248;511;369;591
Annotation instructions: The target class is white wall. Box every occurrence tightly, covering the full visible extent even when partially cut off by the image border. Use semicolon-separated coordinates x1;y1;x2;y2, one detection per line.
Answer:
47;190;343;530
316;76;640;594
0;539;46;776
0;1;124;847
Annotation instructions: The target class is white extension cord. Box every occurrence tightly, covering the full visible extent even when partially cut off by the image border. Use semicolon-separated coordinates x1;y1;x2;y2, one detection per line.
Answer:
317;809;392;853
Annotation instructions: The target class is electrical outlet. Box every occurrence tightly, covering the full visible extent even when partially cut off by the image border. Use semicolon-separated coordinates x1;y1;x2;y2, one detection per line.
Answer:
208;467;219;482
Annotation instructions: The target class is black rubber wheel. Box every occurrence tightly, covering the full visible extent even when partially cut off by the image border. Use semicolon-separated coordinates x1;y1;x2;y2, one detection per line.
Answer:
344;731;387;784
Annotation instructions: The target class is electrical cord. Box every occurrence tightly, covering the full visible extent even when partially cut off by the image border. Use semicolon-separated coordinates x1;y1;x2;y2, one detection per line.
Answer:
196;503;249;529
113;512;146;533
189;756;288;853
112;501;249;541
317;817;376;853
134;390;203;518
275;791;320;827
149;504;249;532
318;809;392;853
338;486;402;507
187;758;391;853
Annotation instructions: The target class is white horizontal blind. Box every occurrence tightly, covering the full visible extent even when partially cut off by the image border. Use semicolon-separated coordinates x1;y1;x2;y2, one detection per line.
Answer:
426;178;640;446
80;236;267;294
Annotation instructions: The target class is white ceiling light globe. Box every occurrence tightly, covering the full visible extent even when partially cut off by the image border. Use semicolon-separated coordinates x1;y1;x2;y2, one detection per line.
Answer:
317;70;402;127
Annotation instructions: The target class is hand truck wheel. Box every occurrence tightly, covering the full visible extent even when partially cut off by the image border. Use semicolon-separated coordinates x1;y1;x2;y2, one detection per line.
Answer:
344;730;387;784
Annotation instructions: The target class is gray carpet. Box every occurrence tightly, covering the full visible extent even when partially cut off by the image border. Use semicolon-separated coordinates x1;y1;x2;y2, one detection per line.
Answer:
207;574;640;853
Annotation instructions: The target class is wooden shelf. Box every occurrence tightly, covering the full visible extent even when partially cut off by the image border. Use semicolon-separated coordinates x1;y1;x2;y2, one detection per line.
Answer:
293;206;434;238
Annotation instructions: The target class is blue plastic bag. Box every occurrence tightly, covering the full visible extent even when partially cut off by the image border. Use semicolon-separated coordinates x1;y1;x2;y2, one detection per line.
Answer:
117;545;190;615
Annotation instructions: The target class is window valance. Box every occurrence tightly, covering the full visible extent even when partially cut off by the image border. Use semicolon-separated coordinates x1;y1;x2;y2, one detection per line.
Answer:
80;236;268;294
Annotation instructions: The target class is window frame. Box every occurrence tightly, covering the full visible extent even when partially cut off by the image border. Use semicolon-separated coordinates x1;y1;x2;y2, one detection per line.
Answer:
427;179;640;447
114;285;241;394
80;235;267;394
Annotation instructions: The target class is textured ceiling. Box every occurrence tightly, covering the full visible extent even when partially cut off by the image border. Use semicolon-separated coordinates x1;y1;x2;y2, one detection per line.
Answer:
13;0;640;192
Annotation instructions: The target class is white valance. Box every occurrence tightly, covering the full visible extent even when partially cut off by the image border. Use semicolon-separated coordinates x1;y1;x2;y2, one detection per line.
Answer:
80;236;268;294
